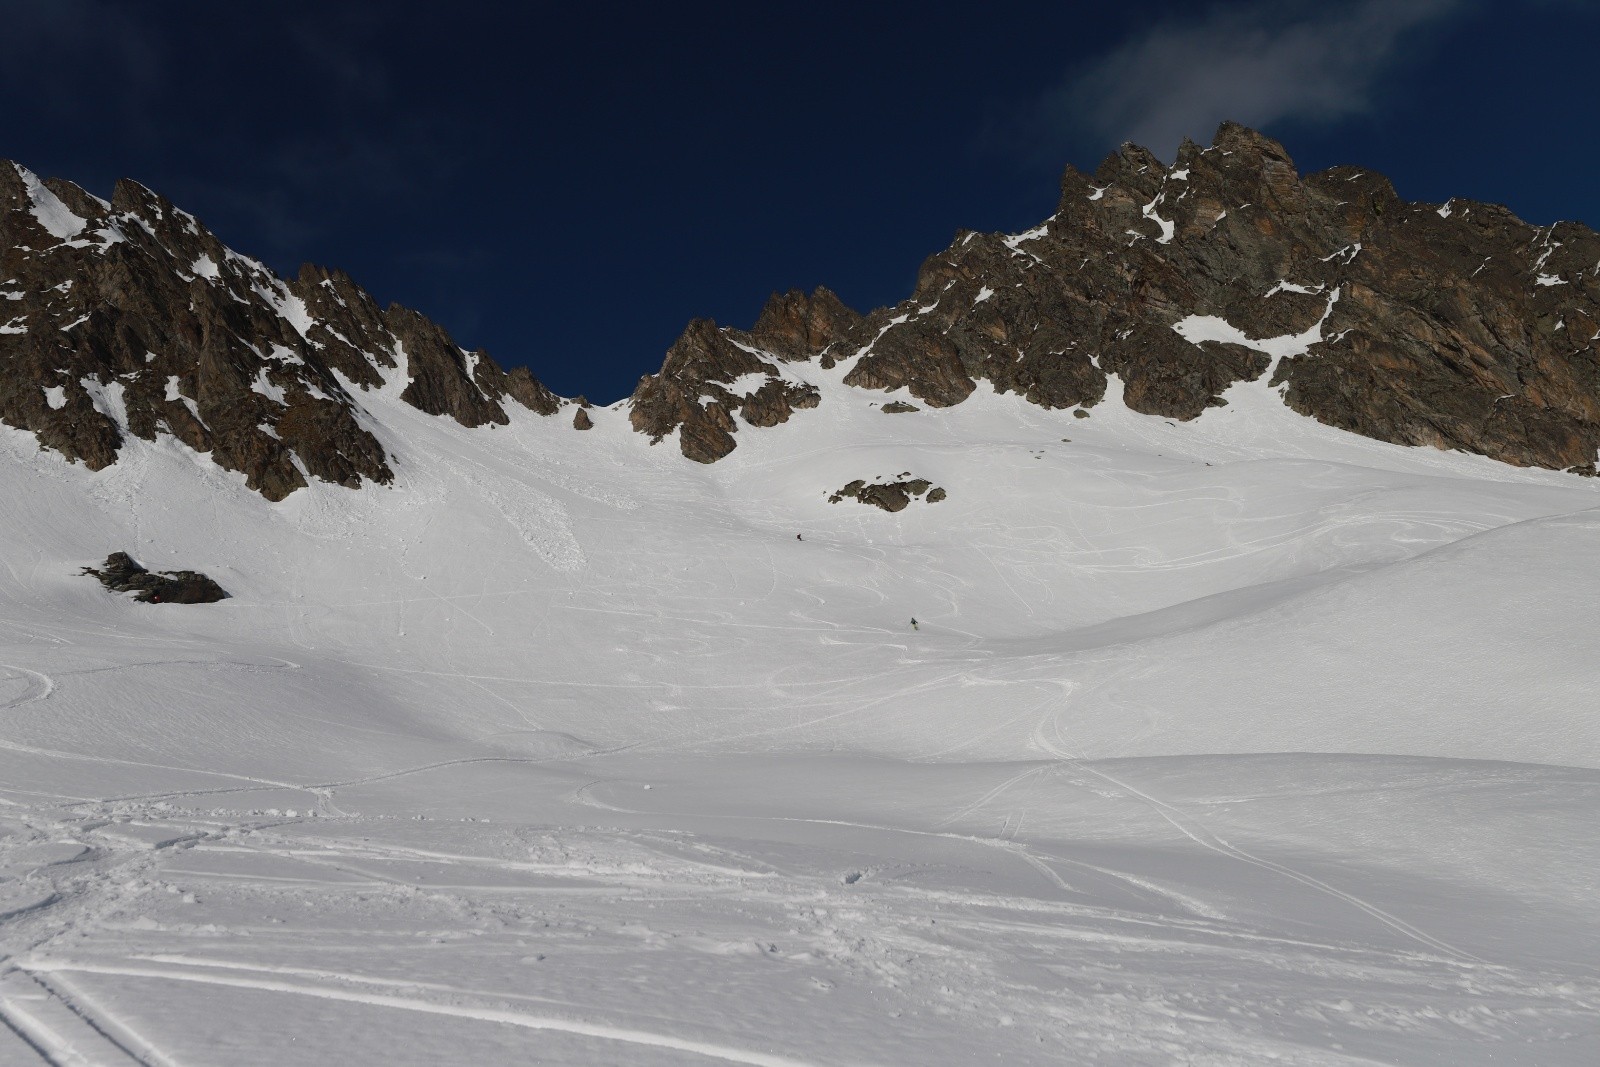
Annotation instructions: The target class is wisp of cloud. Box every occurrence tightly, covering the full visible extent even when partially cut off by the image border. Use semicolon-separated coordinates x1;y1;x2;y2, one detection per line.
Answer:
1046;0;1467;161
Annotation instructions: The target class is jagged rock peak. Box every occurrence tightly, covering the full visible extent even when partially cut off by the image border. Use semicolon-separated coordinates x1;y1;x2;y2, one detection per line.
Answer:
0;160;563;499
630;121;1600;473
748;286;862;360
1210;120;1295;162
627;289;842;463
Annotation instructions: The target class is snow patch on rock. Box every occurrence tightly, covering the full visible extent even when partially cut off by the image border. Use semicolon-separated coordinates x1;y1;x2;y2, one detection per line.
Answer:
12;163;87;240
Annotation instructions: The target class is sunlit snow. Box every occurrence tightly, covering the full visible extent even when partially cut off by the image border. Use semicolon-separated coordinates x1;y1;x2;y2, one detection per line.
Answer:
0;346;1598;1064
12;163;87;240
1173;289;1339;377
251;367;287;405
1139;192;1175;244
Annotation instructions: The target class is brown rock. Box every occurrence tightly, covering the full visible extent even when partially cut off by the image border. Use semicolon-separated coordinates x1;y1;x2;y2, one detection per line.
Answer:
81;551;228;604
0;159;565;499
844;323;974;407
748;286;862;360
387;306;510;428
629;317;822;462
631;121;1600;473
827;476;946;512
1102;327;1269;420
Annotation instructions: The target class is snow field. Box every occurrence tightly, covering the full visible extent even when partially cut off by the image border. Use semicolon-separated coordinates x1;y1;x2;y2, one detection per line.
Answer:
0;353;1598;1063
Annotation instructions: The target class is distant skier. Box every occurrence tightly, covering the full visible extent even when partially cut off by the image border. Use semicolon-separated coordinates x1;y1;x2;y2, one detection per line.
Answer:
796;534;803;541
910;618;919;631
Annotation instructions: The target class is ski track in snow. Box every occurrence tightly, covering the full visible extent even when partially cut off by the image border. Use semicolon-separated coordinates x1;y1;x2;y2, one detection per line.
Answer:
1027;706;1484;965
23;958;850;1067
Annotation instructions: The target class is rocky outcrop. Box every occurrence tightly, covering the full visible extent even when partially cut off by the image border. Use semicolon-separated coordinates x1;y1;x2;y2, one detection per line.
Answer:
746;286;862;360
81;552;228;604
628;313;823;463
829;476;946;512
14;125;1600;487
628;122;1600;473
0;161;562;499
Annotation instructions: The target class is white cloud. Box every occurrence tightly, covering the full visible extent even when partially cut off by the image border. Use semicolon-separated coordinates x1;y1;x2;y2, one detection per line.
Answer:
1044;0;1468;160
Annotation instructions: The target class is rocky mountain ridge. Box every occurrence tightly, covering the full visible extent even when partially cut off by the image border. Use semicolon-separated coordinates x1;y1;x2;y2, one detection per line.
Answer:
0;163;561;499
634;122;1600;473
6;121;1600;496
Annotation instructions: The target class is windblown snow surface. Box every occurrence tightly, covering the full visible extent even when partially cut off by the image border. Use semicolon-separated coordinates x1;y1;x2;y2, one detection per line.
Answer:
2;355;1599;1065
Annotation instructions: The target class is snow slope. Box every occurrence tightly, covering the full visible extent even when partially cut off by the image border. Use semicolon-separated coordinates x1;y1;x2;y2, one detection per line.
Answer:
1;355;1598;1064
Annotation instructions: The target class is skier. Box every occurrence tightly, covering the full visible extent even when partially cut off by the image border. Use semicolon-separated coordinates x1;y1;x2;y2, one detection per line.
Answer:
910;617;919;631
796;534;803;541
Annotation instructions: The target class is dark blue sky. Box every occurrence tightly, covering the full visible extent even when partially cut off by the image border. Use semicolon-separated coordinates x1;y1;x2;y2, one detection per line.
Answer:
2;0;1596;401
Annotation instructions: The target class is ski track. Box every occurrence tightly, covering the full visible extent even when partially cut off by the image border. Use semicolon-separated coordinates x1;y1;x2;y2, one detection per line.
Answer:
0;965;156;1066
24;958;861;1067
1028;699;1487;965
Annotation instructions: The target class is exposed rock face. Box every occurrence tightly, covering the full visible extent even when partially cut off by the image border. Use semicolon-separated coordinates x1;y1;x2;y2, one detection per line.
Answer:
13;126;1600;487
81;551;228;604
572;406;593;430
747;286;862;360
828;476;946;512
0;162;561;499
628;313;823;463
628;122;1600;473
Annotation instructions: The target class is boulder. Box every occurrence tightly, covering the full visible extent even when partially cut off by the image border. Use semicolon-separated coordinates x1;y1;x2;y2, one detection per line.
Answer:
81;552;229;604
